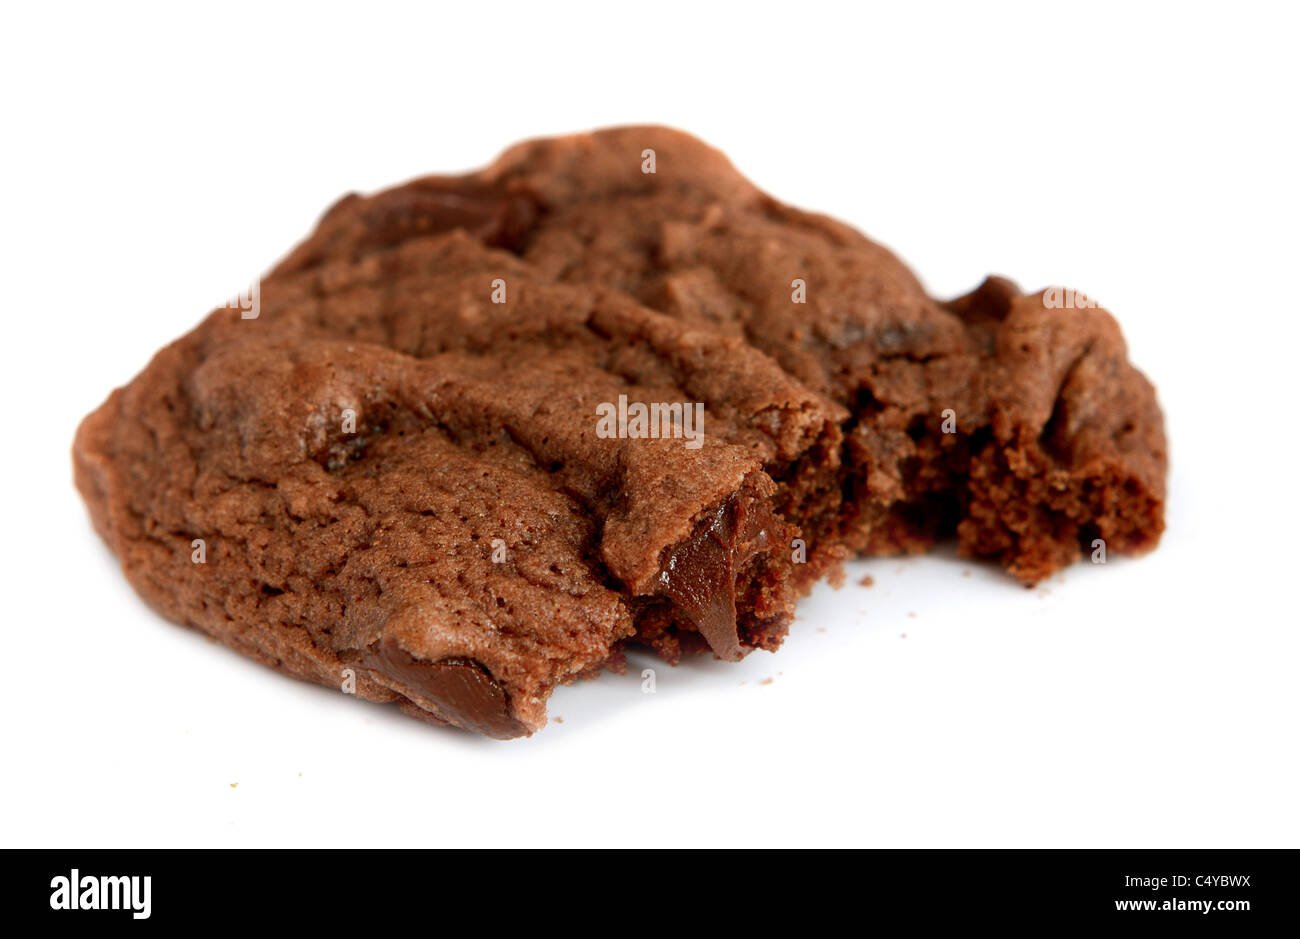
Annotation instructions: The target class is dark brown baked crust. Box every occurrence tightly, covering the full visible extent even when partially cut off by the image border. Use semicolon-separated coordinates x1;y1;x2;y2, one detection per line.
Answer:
74;126;1166;738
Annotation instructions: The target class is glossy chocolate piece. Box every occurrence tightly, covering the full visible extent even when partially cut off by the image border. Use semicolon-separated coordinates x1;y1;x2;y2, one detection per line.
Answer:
656;494;776;662
371;640;528;740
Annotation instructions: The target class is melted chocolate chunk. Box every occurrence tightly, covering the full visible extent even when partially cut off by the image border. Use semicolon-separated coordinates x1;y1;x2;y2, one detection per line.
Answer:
369;640;528;740
655;495;776;662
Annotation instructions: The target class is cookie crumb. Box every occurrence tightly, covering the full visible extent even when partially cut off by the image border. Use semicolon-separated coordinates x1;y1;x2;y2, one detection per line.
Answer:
761;677;774;686
858;574;874;588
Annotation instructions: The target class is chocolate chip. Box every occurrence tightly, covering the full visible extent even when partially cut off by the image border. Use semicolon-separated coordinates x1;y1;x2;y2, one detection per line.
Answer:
373;641;528;740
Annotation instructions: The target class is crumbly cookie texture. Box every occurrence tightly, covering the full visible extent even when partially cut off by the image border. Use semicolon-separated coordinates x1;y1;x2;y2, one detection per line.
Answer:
74;126;1165;738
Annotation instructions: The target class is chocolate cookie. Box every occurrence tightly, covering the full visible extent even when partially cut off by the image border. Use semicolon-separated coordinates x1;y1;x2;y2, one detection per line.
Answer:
74;126;1166;739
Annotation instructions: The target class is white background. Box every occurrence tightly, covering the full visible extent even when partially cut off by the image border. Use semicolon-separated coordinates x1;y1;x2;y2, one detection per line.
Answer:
2;2;1296;848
